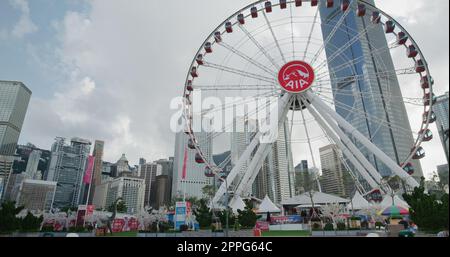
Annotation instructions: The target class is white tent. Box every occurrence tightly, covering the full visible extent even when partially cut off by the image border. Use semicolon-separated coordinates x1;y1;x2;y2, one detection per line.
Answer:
230;196;246;214
257;195;281;213
349;191;370;210
380;194;410;209
282;191;350;208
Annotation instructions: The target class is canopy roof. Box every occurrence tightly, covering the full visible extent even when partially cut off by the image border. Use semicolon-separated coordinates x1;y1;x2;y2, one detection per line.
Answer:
350;191;370;210
380;195;410;209
257;195;281;213
282;191;350;206
230;196;246;214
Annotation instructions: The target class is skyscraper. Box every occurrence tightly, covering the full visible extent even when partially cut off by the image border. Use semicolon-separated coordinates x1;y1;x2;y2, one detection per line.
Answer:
104;176;145;215
16;179;57;211
434;92;449;164
25;149;41;179
319;144;355;198
0;81;31;156
319;1;423;180
0;81;31;198
138;162;161;208
46;137;91;209
172;128;213;200
90;140;104;204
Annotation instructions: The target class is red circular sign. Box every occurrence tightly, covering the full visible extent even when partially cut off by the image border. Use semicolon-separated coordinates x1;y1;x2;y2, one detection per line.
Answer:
278;61;315;93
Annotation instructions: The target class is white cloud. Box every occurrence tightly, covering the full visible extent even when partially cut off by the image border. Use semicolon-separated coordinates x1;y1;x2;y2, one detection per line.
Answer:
9;0;38;38
20;0;448;178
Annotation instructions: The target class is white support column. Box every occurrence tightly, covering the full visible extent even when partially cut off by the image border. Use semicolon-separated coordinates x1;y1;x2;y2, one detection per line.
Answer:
230;94;292;203
212;94;291;205
302;95;384;185
305;101;381;189
306;91;420;188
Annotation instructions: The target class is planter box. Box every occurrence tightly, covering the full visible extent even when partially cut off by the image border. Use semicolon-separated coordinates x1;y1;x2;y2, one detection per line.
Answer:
11;232;40;237
311;231;324;236
336;231;349;236
323;231;336;236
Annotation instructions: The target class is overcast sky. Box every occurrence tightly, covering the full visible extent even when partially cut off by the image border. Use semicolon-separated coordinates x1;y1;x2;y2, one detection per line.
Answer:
0;0;448;179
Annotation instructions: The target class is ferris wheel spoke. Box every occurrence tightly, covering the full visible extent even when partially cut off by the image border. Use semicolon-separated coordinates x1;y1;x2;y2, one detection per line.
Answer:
238;24;280;70
202;62;277;83
302;8;319;61
313;19;380;72
315;67;417;85
314;92;420;136
193;84;276;91
314;44;392;77
262;10;287;64
218;41;276;77
310;0;355;66
289;3;295;60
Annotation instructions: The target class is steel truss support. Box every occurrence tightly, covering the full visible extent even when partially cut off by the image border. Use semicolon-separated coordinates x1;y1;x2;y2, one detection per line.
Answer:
212;94;292;206
303;97;381;190
305;91;420;188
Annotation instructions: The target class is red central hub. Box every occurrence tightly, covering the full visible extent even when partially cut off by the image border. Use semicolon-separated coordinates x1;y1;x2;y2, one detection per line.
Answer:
278;61;315;93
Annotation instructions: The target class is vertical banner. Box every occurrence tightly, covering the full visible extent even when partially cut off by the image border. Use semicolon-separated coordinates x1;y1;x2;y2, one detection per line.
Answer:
175;201;187;230
76;205;87;227
83;155;95;184
182;148;188;180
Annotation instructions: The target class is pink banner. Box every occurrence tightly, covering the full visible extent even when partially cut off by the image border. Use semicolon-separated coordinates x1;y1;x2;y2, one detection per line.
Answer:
83;155;95;184
182;148;188;180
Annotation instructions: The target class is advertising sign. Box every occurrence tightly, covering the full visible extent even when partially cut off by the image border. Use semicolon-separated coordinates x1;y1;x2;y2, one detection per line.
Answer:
255;221;270;231
175;201;187;230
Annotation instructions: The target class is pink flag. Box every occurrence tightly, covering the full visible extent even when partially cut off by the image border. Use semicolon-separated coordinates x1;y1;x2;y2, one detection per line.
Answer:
182;147;188;180
83;155;95;184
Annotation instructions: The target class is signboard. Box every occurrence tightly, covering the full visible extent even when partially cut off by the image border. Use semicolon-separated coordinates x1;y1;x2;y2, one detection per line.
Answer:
255;221;270;231
175;201;187;230
76;205;87;227
278;60;315;93
83;155;95;184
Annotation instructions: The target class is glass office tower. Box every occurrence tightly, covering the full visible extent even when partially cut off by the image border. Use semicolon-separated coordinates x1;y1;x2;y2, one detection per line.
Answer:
318;0;423;180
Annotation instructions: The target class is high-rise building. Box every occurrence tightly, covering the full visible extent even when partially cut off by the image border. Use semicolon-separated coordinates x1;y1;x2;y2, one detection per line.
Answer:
46;137;91;209
25;149;41;179
0;155;17;201
104;176;145;215
434;92;449;164
139;158;147;165
138;162;161;208
16;179;57;211
4;172;26;202
90;140;104;204
155;175;171;209
437;164;449;186
319;1;423;180
172;121;213;199
319;144;355;198
0;81;31;156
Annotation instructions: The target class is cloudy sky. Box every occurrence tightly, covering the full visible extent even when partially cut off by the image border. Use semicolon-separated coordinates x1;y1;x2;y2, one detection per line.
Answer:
0;0;448;178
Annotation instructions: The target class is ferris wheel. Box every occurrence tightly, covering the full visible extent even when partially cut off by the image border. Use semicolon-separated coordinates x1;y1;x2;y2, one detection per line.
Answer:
182;0;435;206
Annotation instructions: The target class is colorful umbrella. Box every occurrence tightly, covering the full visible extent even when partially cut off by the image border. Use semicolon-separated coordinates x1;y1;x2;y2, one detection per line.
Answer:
381;205;409;216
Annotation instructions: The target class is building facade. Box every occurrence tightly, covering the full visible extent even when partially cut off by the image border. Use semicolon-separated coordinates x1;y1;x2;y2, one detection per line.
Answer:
172;127;213;200
104;176;145;215
90;140;104;204
319;144;355;198
434;92;449;164
16;179;57;211
319;1;423;180
0;155;17;201
155;175;171;209
46;137;91;209
138;162;161;208
0;81;31;156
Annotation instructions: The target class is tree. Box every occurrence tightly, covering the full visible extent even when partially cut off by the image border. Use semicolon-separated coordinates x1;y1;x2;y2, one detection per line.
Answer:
193;199;212;229
202;185;216;201
20;212;43;232
403;185;449;232
237;200;261;228
108;201;127;213
0;201;24;233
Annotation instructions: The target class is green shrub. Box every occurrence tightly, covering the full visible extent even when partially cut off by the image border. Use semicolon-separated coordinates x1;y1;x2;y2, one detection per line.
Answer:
311;223;322;231
323;223;334;231
375;221;383;229
337;222;346;230
350;216;361;221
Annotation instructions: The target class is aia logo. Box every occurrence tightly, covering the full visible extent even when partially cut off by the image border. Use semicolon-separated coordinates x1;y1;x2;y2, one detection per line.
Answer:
278;61;315;93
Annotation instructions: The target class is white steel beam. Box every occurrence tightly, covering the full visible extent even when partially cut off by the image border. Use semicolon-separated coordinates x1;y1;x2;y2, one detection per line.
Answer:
305;100;381;189
305;91;420;188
